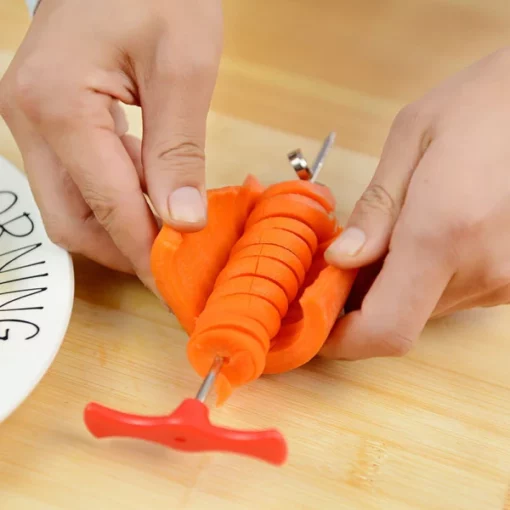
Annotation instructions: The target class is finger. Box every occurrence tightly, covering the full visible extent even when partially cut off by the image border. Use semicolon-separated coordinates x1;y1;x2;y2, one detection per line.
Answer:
25;144;135;274
109;101;146;186
138;30;221;232
110;100;129;137
325;106;432;269
4;113;135;273
433;283;510;318
121;133;145;188
109;101;145;186
321;221;453;360
37;97;160;291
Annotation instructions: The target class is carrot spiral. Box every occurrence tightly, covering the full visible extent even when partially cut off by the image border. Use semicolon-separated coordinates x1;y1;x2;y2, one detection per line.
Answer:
187;185;337;403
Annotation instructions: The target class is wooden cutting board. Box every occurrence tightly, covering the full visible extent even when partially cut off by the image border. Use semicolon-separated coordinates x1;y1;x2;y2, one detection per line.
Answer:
1;52;510;510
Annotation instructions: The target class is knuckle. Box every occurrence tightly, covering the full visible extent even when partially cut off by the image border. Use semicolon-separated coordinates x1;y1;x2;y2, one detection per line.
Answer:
157;140;205;162
146;140;205;177
82;189;118;231
446;213;483;242
480;269;510;296
7;60;86;128
9;62;46;120
429;209;486;267
392;103;424;132
356;184;398;219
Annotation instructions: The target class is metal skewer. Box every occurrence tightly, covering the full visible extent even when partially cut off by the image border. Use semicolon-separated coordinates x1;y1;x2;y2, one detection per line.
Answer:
194;132;337;405
287;131;336;183
195;356;224;403
309;131;336;183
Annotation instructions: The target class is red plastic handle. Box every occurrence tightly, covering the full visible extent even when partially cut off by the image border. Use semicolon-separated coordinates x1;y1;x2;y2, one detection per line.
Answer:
83;398;287;466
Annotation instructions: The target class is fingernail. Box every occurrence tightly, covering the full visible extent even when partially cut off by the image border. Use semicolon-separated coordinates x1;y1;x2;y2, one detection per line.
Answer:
328;227;366;257
168;187;205;224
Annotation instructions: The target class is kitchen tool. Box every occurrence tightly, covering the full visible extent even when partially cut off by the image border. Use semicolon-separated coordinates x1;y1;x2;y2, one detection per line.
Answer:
83;133;340;465
84;355;287;465
287;132;336;182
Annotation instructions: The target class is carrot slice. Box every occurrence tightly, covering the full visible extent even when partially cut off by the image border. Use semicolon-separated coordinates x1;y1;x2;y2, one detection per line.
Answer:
260;180;336;213
214;256;300;303
245;194;337;242
206;275;289;318
230;228;313;272
264;265;357;374
193;310;271;353
241;217;318;254
187;328;266;403
278;235;341;327
199;294;281;338
150;176;263;333
227;244;306;288
152;173;352;404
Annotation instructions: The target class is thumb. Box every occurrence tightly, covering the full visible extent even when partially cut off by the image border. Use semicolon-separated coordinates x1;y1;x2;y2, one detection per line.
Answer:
140;51;219;232
325;107;431;269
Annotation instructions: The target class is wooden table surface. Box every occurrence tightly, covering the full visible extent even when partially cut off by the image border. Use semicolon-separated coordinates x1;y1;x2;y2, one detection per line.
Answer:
2;1;510;509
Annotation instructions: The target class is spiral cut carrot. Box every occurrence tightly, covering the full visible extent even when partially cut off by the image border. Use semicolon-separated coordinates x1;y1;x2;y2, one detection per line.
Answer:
151;175;356;404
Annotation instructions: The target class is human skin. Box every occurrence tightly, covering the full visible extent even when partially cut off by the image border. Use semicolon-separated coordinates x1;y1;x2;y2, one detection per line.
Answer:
322;47;510;360
0;0;223;295
2;2;510;360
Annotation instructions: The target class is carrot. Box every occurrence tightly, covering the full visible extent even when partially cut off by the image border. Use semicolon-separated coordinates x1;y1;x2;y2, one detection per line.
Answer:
194;311;271;353
264;264;357;373
150;175;263;333
245;194;337;242
240;217;318;253
230;228;313;271
206;275;289;318
151;176;356;405
187;327;267;403
259;180;336;213
226;244;307;288
200;294;281;338
214;256;300;303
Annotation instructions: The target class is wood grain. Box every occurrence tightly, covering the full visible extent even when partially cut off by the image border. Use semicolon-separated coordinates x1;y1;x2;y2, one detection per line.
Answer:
2;1;510;509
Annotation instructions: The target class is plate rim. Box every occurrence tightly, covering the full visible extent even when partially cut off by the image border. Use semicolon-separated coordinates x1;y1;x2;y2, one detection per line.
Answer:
0;155;75;422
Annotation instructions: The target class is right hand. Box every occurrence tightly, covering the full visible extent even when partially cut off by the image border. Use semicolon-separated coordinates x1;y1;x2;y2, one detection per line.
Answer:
0;0;223;294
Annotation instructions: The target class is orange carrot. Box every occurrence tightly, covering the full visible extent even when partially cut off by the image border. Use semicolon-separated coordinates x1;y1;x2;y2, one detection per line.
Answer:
150;176;263;333
264;265;356;373
187;327;267;404
259;180;336;213
214;257;300;302
226;244;307;288
206;275;289;318
241;217;318;253
230;228;313;271
201;294;281;338
244;194;337;242
151;177;356;405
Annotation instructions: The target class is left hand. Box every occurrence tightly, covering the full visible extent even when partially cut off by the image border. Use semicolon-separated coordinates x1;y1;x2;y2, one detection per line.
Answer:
321;47;510;360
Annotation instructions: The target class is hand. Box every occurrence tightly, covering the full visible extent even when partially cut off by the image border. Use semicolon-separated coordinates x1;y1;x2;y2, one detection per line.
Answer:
322;47;510;360
0;0;223;293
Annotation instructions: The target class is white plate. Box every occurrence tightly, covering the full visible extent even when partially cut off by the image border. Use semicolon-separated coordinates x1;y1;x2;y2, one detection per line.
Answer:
0;156;74;422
